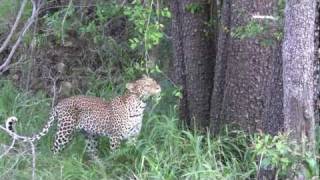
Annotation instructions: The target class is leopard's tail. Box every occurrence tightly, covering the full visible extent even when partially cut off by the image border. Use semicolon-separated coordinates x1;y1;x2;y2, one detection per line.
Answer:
29;109;57;142
5;116;18;133
5;109;57;142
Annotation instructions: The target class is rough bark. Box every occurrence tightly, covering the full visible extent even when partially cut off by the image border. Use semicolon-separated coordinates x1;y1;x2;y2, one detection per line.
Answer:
170;0;215;128
210;0;283;134
183;0;215;128
209;0;230;133
282;0;316;152
261;40;283;135
170;0;189;124
315;0;320;125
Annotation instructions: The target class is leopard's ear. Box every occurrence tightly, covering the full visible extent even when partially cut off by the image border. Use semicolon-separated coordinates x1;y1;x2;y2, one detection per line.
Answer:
126;83;135;91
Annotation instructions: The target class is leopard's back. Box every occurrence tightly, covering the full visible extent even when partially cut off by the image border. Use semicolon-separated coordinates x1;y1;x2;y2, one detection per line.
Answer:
55;96;125;134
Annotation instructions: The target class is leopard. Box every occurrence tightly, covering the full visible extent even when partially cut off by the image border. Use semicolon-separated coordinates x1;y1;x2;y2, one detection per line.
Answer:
5;75;161;157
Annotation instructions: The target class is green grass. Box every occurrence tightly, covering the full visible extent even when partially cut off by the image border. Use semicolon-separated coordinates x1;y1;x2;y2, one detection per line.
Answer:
0;79;318;179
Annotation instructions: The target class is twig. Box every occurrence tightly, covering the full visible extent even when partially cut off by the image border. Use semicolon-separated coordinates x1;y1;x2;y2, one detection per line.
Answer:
1;150;28;177
48;70;59;108
0;0;28;53
0;0;41;73
41;67;60;108
0;137;16;159
26;0;40;91
30;141;36;180
120;0;128;6
252;14;278;21
61;0;73;45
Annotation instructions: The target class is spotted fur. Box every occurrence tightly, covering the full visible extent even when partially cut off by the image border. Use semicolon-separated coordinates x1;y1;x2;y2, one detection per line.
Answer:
7;75;161;157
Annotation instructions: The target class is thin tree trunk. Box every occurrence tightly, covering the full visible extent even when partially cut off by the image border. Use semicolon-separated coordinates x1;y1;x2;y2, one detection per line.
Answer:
170;0;216;128
182;0;215;128
209;0;230;133
282;0;316;153
170;0;189;125
315;0;320;126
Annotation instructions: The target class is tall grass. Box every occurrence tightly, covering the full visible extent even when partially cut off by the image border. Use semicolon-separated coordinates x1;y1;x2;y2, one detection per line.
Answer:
0;79;318;179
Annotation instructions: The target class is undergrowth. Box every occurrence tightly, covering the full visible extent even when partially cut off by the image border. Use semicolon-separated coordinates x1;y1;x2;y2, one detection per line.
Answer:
0;79;319;179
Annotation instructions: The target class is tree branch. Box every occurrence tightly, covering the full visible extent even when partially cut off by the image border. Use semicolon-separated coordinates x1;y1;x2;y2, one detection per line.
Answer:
0;0;41;73
0;0;28;53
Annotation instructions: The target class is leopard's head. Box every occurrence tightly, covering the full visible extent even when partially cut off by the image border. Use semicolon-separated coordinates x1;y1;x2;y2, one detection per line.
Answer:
126;75;161;99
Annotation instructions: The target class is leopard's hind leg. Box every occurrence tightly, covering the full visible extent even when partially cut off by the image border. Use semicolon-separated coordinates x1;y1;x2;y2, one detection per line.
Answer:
52;114;76;154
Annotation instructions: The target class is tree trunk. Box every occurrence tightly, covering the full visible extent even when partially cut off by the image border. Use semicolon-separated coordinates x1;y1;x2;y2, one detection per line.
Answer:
315;0;320;126
210;0;283;134
282;0;316;154
170;0;215;128
170;0;189;124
